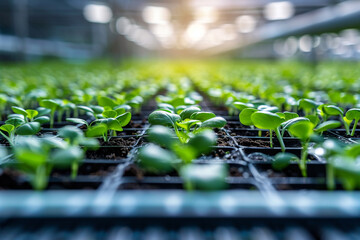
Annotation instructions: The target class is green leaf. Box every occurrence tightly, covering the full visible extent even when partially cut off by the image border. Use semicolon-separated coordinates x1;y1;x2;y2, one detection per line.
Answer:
0;124;15;135
257;105;279;113
14;137;47;167
188;129;216;155
66;118;88;126
323;105;344;116
314;120;341;133
114;107;125;115
26;109;38;119
288;121;314;141
51;146;84;167
106;118;123;131
40;99;59;111
79;138;99;150
233;102;254;111
176;119;201;130
137;144;175;173
305;115;320;126
102;110;117;118
179;106;201;120
172;144;197;164
273;153;298;170
97;96;117;108
16;122;41;135
190;112;216;121
77;105;94;114
5;117;25;128
11;106;27;117
33;116;50;124
239;108;258;126
200;117;227;129
116;112;132;127
280;117;310;136
180;164;228;190
147;125;177;148
346;108;360;121
148;110;180;127
86;124;108;137
251;111;284;130
298;98;319;110
59;126;84;143
283;112;299;120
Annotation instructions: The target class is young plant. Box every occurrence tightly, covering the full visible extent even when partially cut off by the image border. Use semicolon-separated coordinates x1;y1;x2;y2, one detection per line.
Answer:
345;108;360;136
40;99;60;128
287;120;315;177
0;114;42;146
85;109;132;142
13;136;84;190
314;120;341;136
58;126;99;178
251;111;285;151
137;126;227;190
148;107;226;143
319;104;350;135
298;98;320;116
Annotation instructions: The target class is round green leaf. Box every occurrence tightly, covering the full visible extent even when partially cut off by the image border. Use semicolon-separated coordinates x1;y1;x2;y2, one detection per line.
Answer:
233;102;254;111
251;111;284;130
200;117;227;128
346;108;360;121
188;129;216;155
86;124;108;137
239;108;258;126
58;126;84;143
273;152;298;170
66;118;88;126
323;105;344;116
102;110;117;118
148;110;180;127
26;109;38;119
288;121;314;141
179;106;201;120
147;125;176;148
116;112;132;127
11;106;27;117
51;146;84;167
190;112;216;121
137;144;175;173
16;122;41;135
0;124;15;135
314;120;341;133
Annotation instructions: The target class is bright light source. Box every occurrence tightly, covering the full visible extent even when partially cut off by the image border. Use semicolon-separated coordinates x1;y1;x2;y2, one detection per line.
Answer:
195;7;218;23
182;22;207;47
299;35;312;52
264;1;294;20
116;17;131;35
83;3;112;23
142;6;171;24
236;15;256;33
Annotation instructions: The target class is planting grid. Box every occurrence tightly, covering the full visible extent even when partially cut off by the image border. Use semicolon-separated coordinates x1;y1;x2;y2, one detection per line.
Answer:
1;99;359;192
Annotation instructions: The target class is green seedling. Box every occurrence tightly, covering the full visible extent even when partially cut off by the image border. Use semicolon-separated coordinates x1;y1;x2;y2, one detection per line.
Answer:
319;104;349;135
59;126;99;178
13;136;84;190
40;99;60;128
298;98;320;116
314;120;341;135
345;108;360;136
148;107;226;143
288;120;315;177
251;111;285;152
272;152;299;171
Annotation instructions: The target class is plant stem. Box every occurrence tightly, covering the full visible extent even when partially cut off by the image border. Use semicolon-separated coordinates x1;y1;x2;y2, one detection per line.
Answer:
341;114;350;135
269;130;273;148
351;119;358;136
258;130;262;137
71;162;78;179
300;141;308;177
33;165;47;190
50;111;55;128
326;163;335;190
275;128;285;152
0;132;13;147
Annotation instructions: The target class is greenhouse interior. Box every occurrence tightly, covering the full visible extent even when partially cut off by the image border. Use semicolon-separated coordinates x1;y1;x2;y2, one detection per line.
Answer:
1;0;360;239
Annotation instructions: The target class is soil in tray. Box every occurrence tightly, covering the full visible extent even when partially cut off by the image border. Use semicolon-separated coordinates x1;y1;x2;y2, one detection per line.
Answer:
86;146;132;159
98;136;140;147
235;137;301;148
127;120;147;128
254;163;326;178
198;147;240;161
217;136;236;147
